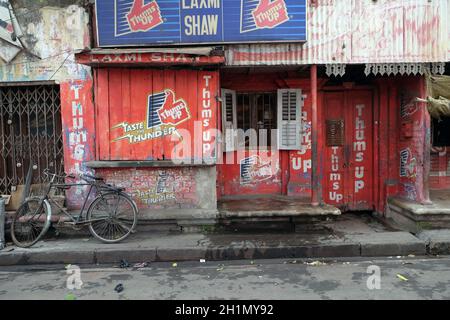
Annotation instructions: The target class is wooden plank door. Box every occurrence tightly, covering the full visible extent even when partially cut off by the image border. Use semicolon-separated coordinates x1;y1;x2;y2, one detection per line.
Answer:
323;90;374;211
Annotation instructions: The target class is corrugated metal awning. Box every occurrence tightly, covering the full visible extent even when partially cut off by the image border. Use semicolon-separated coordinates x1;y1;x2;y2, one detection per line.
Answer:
225;0;449;66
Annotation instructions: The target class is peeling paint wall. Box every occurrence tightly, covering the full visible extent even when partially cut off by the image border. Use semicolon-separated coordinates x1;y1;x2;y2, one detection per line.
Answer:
0;0;91;82
95;167;218;216
60;79;96;209
0;1;94;209
0;0;24;63
98;168;197;210
397;77;429;203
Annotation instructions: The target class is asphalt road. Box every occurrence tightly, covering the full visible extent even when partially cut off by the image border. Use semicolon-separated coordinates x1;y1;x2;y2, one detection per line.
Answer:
1;256;450;300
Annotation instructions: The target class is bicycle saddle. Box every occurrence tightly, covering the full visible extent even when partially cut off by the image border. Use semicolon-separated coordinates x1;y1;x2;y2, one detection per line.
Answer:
81;173;104;181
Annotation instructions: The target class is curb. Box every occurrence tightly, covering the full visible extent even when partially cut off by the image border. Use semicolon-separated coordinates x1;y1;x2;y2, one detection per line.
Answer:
417;230;450;256
0;241;427;266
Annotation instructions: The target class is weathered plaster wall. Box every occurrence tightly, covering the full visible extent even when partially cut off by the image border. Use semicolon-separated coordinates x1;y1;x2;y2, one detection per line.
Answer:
0;1;95;209
96;167;217;213
0;0;91;82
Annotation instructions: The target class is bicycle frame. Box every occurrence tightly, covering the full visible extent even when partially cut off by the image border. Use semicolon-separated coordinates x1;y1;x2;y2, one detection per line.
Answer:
39;173;124;226
12;169;138;247
45;182;95;224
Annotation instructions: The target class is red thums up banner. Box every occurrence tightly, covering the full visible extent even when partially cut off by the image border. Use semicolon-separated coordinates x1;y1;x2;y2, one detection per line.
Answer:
252;0;289;29
126;0;163;32
157;90;191;126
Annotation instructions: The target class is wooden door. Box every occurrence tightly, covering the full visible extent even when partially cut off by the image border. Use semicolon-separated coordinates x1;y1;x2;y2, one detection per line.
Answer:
323;90;374;211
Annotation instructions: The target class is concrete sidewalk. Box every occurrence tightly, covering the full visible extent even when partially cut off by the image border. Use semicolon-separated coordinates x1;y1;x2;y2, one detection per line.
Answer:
0;214;427;266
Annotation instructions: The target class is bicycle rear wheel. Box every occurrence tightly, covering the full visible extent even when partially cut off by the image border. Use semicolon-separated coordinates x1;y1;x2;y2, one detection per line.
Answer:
87;192;138;243
11;197;52;248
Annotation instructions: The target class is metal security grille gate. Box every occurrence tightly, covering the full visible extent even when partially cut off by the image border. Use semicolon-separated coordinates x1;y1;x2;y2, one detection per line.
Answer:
0;85;64;194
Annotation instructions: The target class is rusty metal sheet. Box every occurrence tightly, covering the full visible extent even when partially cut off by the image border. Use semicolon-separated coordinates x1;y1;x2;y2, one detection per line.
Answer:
225;0;448;66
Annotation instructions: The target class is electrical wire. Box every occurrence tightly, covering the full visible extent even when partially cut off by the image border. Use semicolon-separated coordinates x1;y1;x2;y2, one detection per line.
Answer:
0;49;81;68
0;57;82;81
48;53;71;80
0;2;90;68
0;4;89;80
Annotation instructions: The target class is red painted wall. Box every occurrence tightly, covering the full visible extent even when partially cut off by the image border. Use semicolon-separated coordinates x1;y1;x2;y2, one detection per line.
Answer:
286;80;313;200
375;78;401;213
396;76;430;203
220;150;284;196
219;72;313;198
219;72;428;214
60;70;429;214
430;147;450;189
60;80;96;209
94;68;219;162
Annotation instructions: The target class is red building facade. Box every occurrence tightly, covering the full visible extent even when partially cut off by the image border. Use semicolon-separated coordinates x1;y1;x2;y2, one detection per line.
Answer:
59;0;450;229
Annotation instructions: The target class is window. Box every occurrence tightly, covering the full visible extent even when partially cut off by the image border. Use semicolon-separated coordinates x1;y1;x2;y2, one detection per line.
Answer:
221;88;302;151
236;92;277;148
432;116;450;147
277;89;302;150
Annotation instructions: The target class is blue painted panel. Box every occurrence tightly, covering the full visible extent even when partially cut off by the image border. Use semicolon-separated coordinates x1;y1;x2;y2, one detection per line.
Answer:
96;0;307;46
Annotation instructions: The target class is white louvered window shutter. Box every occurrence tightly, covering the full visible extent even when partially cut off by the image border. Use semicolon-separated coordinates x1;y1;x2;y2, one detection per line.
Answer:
277;89;302;150
221;89;237;152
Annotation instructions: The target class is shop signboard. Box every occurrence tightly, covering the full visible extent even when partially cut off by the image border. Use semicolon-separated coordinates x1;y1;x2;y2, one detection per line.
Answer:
95;0;307;46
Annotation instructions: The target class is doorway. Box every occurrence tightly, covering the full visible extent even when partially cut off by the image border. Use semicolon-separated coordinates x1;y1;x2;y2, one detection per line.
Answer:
0;84;64;195
323;90;374;211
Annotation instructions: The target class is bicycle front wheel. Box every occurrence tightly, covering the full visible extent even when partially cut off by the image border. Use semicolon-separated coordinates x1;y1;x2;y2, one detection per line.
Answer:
87;192;138;243
11;197;52;248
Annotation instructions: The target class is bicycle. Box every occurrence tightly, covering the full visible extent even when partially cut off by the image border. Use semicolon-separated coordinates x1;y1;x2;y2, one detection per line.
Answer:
10;169;138;248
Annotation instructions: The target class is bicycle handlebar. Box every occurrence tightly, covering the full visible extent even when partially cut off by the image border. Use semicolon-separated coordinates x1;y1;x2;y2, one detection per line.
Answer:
43;170;67;180
42;169;123;191
43;170;88;182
